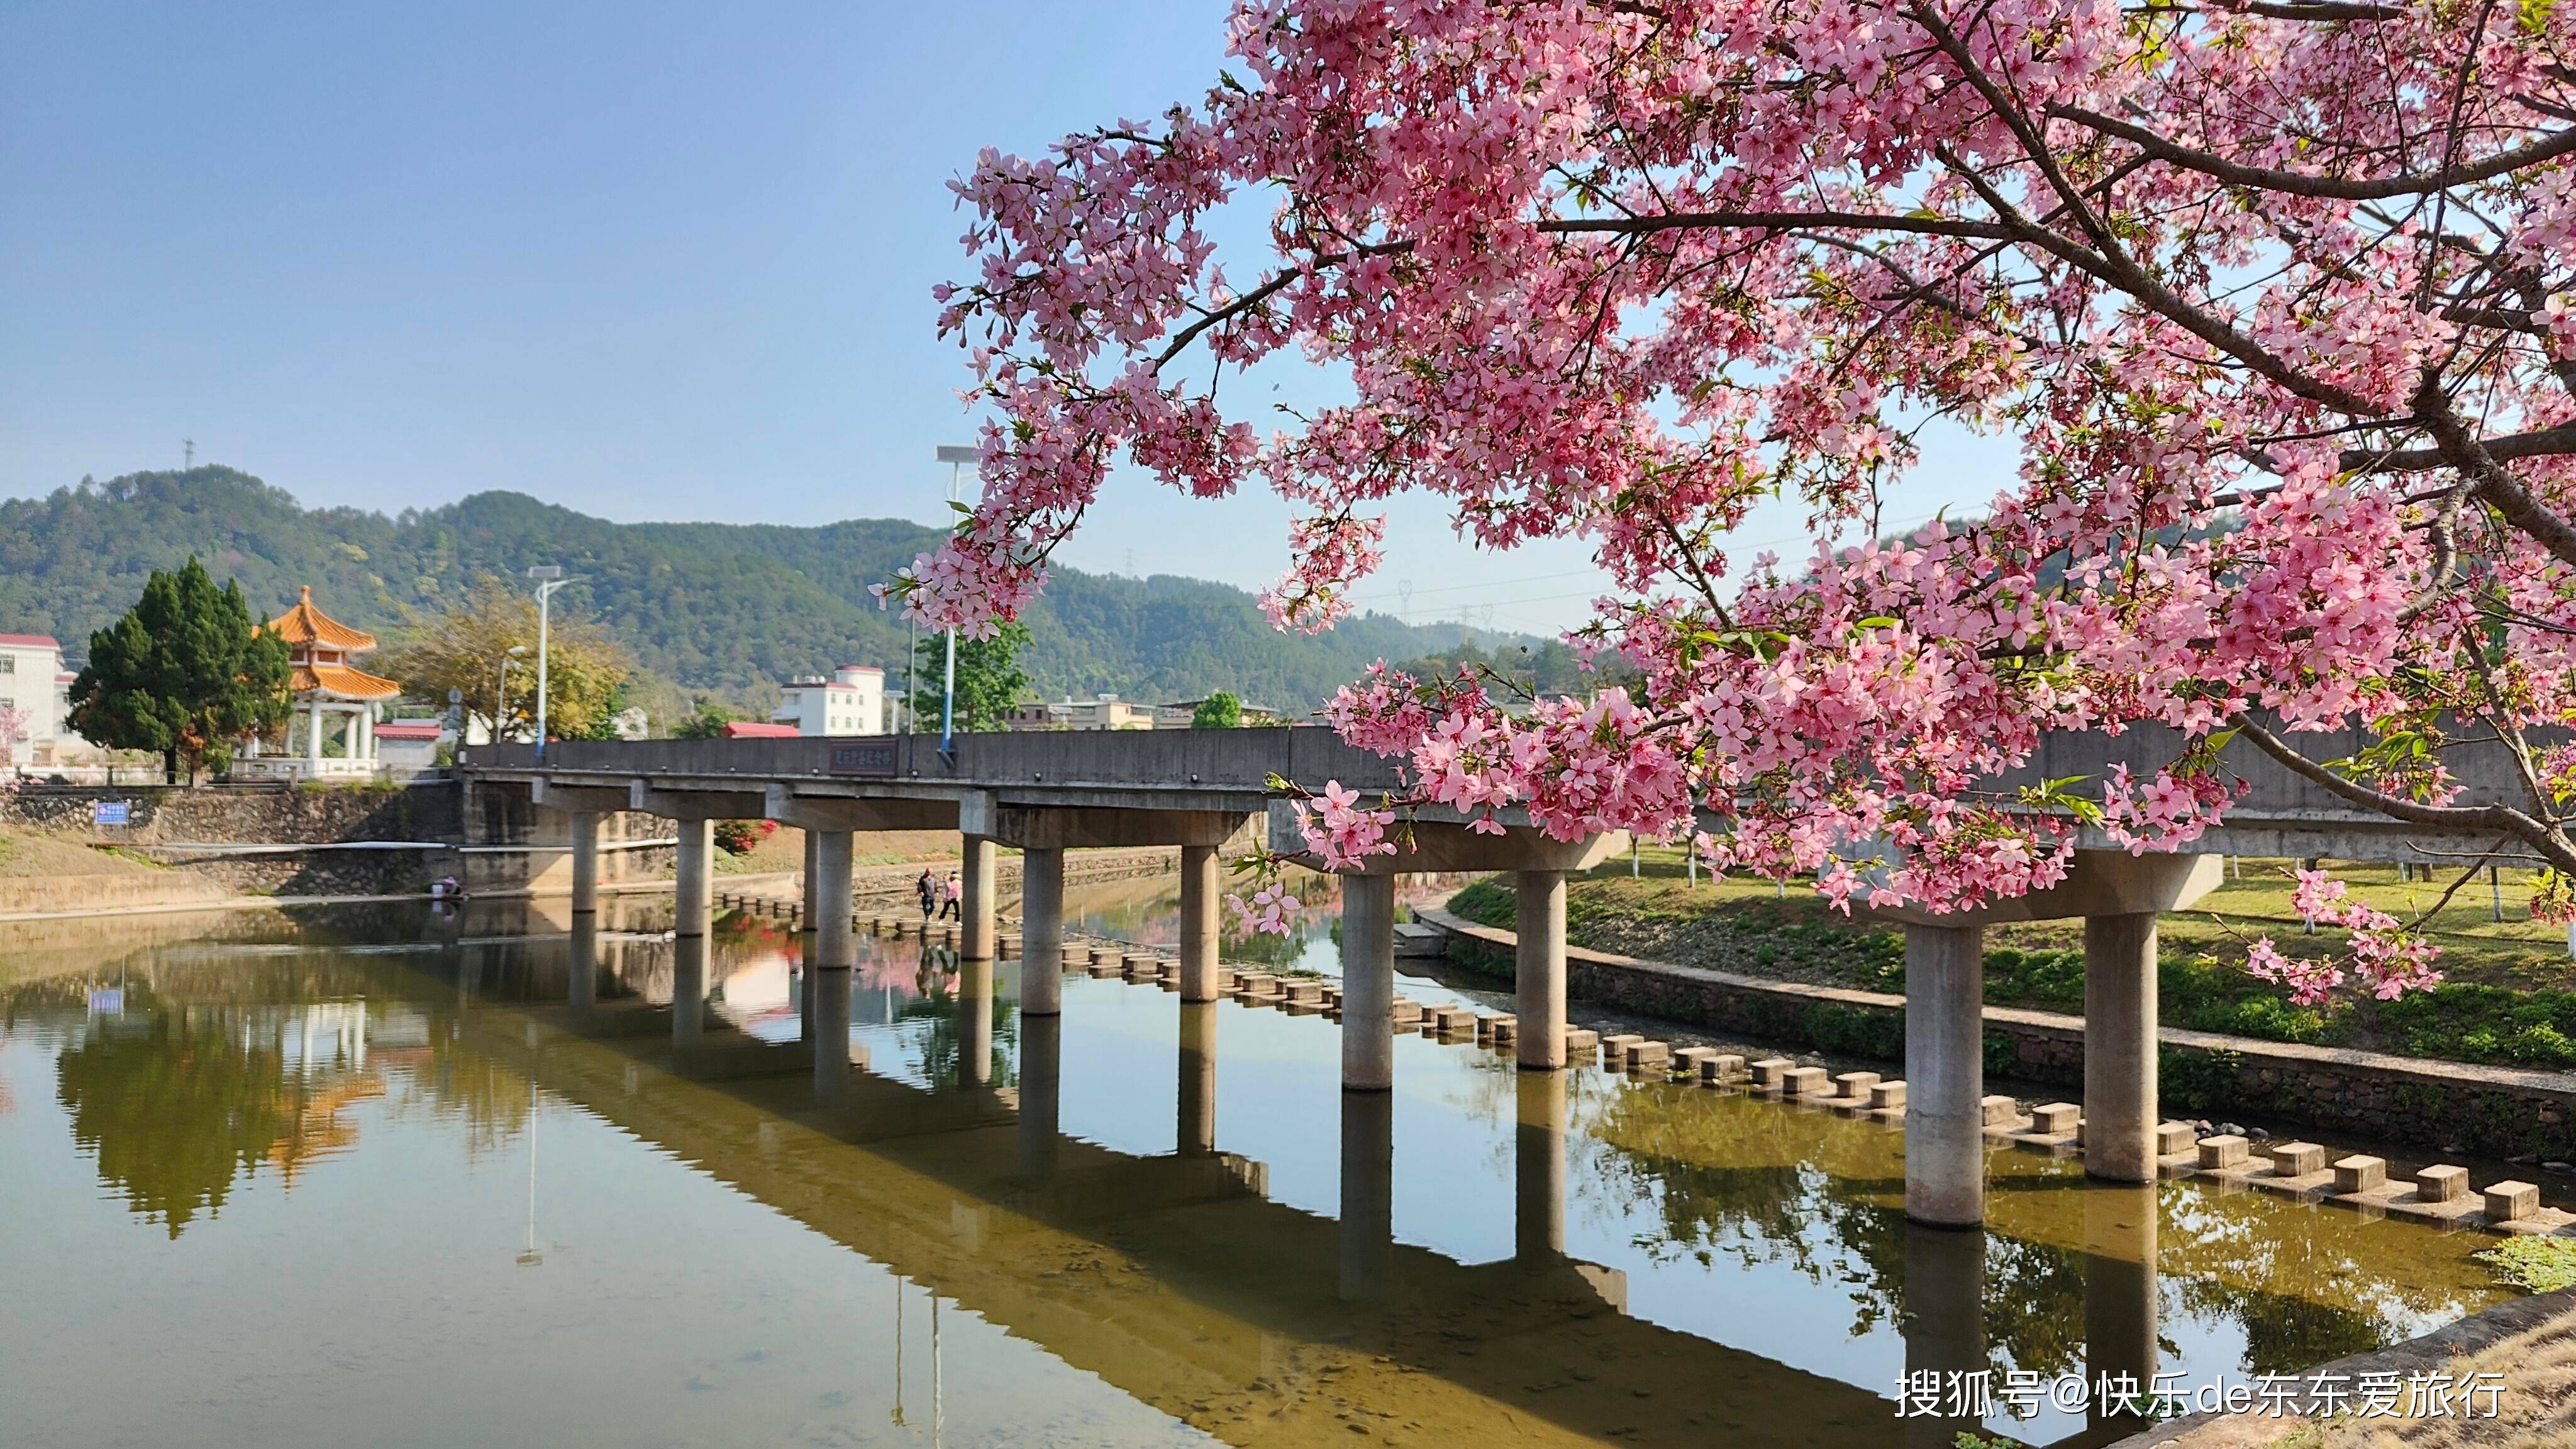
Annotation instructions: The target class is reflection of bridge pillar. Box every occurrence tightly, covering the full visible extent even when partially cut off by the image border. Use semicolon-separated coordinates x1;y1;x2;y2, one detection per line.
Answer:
960;955;994;1086
1340;872;1397;1091
1904;922;1987;1226
1339;1086;1394;1301
1020;847;1064;1016
1902;1219;1988;1449
1178;1000;1218;1157
1516;1068;1567;1265
1179;844;1221;1001
813;830;856;1101
2084;1182;2160;1433
799;828;821;1042
675;818;714;940
2084;913;2160;1182
1516;870;1568;1070
672;934;708;1049
960;834;997;959
569;913;597;1015
1018;1012;1061;1177
569;810;600;916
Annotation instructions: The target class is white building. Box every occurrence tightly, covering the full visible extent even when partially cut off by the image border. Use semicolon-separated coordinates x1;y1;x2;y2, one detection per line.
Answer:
0;633;76;769
771;664;886;737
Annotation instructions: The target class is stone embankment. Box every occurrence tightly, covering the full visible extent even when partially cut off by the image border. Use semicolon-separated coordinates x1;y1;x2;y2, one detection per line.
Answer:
3;780;469;896
1417;903;2576;1165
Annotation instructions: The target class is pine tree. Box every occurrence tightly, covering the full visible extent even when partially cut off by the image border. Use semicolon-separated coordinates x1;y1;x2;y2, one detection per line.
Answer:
69;558;292;782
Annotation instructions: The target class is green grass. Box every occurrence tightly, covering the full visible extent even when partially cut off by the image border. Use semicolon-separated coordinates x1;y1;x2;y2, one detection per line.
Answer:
1448;852;2576;1070
2476;1236;2576;1293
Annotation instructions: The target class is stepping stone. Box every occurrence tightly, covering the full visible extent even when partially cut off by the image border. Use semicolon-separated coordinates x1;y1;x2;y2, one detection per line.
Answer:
1390;999;1424;1026
2267;1142;2326;1176
2153;1121;2199;1156
1561;1028;1599;1056
1601;1034;1646;1065
1748;1057;1797;1089
1833;1072;1882;1105
2416;1165;2469;1203
2333;1155;2388;1194
1870;1081;1907;1111
1979;1095;2022;1127
2485;1180;2541;1223
2197;1135;2250;1169
1284;979;1326;1005
1782;1065;1831;1096
2029;1102;2080;1135
1428;1004;1474;1033
1698;1053;1746;1085
1628;1041;1674;1072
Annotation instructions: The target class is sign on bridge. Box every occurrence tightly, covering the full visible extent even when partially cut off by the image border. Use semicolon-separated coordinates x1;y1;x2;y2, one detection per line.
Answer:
828;741;897;778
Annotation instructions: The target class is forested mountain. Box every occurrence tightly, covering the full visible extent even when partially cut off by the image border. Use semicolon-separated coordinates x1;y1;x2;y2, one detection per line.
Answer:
0;466;1524;712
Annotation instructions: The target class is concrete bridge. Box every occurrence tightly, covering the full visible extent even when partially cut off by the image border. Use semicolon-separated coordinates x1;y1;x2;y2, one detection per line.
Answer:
458;723;2538;1231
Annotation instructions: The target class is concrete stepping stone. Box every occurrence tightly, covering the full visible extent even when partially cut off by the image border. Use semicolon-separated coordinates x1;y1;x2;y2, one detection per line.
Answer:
1748;1057;1797;1090
1697;1053;1746;1085
1869;1080;1907;1111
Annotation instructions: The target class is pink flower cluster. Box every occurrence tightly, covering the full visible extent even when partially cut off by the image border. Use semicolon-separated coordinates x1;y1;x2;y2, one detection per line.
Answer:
1226;881;1304;935
917;0;2576;998
2245;869;2442;1005
1294;780;1398;872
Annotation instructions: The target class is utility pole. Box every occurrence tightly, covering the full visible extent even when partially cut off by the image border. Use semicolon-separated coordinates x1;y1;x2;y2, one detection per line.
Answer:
527;567;575;759
933;446;978;752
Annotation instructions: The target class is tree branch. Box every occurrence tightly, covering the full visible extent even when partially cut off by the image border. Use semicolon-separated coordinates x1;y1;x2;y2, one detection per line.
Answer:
2048;108;2576;202
2228;711;2576;871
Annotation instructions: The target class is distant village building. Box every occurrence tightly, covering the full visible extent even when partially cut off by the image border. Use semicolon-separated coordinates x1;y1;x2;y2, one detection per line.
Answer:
722;721;801;740
0;633;79;770
372;719;444;772
1005;692;1157;731
233;587;401;779
771;664;886;736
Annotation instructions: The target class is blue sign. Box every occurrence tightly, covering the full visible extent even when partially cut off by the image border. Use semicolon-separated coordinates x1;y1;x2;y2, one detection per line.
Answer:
92;801;130;826
86;988;123;1014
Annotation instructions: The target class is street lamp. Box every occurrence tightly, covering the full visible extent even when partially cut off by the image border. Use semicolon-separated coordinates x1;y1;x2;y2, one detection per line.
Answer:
933;446;977;752
526;567;577;760
496;646;528;743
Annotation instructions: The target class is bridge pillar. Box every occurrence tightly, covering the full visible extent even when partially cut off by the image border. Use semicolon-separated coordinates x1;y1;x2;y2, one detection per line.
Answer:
1179;843;1221;1001
960;835;997;959
2084;912;2160;1182
1339;1085;1394;1301
569;913;597;1016
1019;847;1064;1016
1516;1068;1567;1265
811;830;856;1101
1902;1221;1988;1449
1179;999;1217;1157
1338;872;1397;1091
1904;921;1986;1226
960;955;994;1086
672;934;708;1050
1515;870;1568;1071
2084;1182;2160;1433
675;818;713;940
1018;1013;1061;1178
569;811;600;917
797;829;821;1043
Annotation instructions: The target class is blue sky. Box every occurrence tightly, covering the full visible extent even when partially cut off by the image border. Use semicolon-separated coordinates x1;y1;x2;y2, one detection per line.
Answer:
0;1;2006;634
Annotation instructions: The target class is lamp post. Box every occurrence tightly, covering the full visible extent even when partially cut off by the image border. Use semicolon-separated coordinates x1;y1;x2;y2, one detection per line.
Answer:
934;446;977;752
496;646;528;743
526;567;574;760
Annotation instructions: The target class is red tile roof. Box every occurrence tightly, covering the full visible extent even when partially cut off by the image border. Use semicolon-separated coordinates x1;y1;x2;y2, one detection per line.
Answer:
721;721;801;739
0;633;60;649
374;721;444;740
265;586;379;650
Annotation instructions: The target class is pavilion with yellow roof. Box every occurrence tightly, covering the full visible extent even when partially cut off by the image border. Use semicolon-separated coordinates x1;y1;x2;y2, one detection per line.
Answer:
236;586;403;779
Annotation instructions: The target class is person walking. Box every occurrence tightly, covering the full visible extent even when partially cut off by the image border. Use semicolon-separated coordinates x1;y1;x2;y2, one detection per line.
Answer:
916;868;937;922
938;871;962;921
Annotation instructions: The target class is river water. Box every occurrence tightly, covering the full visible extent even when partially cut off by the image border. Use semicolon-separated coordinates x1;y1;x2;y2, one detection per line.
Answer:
0;879;2518;1448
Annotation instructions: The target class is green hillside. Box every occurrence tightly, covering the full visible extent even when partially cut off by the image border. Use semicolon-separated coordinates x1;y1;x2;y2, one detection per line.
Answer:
0;466;1516;714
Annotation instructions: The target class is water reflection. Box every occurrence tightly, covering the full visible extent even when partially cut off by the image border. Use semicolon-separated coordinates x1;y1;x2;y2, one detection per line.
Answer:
0;889;2520;1449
